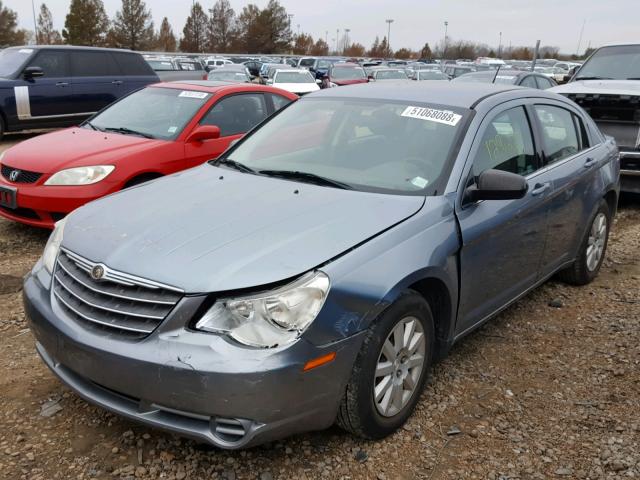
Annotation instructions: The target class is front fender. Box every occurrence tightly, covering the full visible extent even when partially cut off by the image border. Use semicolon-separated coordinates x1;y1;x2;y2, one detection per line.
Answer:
304;196;460;346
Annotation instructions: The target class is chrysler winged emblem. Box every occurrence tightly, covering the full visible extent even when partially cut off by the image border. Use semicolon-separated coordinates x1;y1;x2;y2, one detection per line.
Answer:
9;169;20;182
91;265;105;280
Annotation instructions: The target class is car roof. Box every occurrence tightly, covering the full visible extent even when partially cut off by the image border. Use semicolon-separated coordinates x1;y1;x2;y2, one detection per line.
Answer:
308;81;523;109
8;45;137;54
155;81;285;95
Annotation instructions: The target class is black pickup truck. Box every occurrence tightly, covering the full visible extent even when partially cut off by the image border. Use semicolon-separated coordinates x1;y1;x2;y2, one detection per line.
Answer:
0;45;158;138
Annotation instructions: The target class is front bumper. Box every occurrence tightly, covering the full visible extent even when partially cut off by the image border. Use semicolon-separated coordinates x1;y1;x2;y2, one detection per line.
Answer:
23;270;364;448
0;177;117;228
619;150;640;194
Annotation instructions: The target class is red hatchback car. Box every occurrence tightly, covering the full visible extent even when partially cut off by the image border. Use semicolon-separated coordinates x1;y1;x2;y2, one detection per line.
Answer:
0;81;297;228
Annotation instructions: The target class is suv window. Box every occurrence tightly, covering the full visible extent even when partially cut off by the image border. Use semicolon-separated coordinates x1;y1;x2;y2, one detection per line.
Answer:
534;105;582;164
29;50;69;78
112;52;154;76
473;106;537;176
200;93;267;137
70;51;119;76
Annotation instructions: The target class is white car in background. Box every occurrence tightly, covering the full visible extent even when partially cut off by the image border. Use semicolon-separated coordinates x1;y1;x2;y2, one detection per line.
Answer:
267;69;320;95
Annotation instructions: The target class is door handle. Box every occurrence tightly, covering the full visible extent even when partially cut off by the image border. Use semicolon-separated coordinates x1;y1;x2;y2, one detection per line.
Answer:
56;82;69;87
112;80;123;85
531;182;550;196
584;157;597;169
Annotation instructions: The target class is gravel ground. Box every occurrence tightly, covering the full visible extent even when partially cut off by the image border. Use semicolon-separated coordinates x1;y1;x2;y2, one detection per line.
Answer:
0;134;638;480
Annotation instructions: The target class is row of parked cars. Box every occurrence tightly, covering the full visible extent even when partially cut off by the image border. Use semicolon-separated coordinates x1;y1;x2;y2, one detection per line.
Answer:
0;42;636;451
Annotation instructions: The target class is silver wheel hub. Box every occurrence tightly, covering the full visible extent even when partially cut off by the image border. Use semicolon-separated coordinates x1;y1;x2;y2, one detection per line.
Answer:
586;212;607;272
373;316;426;418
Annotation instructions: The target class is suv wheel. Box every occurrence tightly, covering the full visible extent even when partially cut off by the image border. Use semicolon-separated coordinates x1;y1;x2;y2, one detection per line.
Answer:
337;290;434;439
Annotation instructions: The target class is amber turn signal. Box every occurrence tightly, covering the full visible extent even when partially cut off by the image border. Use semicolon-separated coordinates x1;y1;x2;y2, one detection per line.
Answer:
303;352;336;372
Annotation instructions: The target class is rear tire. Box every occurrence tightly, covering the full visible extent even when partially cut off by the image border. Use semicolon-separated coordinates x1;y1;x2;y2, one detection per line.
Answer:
558;200;610;285
337;290;434;439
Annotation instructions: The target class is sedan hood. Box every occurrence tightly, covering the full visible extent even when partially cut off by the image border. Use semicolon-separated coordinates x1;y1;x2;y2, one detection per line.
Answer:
550;79;640;96
63;165;424;293
1;127;162;173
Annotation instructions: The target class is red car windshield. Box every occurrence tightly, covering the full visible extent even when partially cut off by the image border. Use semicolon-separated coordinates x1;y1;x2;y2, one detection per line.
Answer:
89;87;210;140
332;67;367;80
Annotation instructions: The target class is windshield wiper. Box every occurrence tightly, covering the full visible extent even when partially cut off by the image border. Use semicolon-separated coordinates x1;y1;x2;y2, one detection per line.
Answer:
573;76;613;81
215;158;256;174
259;170;353;190
84;121;102;132
103;127;155;139
627;77;640;80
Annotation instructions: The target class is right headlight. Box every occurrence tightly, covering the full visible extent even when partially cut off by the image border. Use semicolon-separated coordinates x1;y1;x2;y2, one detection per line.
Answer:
42;217;67;274
195;271;330;348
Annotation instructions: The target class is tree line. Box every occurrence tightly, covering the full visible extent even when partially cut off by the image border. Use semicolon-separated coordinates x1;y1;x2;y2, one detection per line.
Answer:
0;0;583;60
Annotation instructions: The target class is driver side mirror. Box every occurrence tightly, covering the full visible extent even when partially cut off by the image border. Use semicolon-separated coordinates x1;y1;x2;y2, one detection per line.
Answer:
465;169;528;202
23;66;44;79
186;125;220;143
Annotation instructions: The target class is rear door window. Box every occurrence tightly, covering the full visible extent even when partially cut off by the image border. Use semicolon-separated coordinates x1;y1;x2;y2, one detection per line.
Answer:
200;93;268;137
535;76;554;89
70;51;119;76
270;94;293;111
29;50;69;78
534;105;582;164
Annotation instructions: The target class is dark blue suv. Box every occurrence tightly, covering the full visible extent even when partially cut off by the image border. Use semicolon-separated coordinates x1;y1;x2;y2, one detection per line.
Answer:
0;46;159;138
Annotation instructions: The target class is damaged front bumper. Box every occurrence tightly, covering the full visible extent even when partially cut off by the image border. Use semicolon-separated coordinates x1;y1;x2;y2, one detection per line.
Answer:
23;269;364;449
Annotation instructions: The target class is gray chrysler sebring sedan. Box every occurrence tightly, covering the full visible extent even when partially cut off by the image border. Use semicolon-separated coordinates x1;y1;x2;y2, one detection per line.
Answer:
24;82;619;448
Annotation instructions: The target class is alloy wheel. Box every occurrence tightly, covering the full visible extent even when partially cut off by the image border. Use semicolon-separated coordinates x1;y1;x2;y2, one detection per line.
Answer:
586;212;607;272
373;316;426;417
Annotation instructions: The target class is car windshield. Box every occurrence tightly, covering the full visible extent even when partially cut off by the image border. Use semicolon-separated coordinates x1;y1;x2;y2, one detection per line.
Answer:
0;48;33;77
89;87;210;140
299;58;315;67
223;98;468;194
376;70;408;80
275;71;314;83
208;71;248;81
332;67;366;80
576;45;640;80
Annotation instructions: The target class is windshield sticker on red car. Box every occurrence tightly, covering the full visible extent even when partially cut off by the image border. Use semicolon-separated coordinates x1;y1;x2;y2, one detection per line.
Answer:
178;91;208;99
401;106;462;126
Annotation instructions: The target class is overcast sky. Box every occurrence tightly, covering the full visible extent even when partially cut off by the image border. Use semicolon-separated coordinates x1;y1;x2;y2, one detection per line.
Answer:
9;0;640;54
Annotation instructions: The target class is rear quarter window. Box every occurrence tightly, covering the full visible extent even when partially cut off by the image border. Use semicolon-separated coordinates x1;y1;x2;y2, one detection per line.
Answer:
113;52;155;76
70;51;119;76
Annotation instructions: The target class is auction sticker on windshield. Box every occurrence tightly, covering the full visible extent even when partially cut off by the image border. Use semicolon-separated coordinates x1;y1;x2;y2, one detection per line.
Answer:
401;106;462;126
178;91;209;99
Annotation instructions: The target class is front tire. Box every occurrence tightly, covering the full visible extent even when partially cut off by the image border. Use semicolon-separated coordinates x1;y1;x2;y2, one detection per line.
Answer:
337;290;434;439
558;200;610;285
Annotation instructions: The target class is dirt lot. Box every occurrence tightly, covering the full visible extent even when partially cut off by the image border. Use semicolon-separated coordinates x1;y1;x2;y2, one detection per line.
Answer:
0;133;638;480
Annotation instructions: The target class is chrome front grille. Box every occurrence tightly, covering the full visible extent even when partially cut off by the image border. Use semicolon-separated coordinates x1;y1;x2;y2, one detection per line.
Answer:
53;249;183;338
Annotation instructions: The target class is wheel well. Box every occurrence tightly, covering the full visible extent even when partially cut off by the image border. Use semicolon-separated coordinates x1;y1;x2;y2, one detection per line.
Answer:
408;278;453;357
604;189;618;217
124;172;163;189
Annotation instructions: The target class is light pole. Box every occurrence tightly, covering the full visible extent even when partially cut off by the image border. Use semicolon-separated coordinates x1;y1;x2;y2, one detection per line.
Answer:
443;21;449;59
344;28;351;54
297;24;300;36
498;31;502;58
336;29;340;55
288;14;294;33
385;19;394;57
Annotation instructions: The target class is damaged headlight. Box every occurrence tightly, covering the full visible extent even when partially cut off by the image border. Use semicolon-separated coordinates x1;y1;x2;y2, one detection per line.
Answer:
42;217;67;274
195;271;330;348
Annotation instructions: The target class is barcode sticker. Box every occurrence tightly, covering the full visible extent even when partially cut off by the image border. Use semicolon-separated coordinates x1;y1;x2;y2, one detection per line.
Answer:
401;106;462;126
179;91;208;99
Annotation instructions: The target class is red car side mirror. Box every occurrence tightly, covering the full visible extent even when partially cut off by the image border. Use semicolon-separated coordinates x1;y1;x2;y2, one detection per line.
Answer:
187;125;221;143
